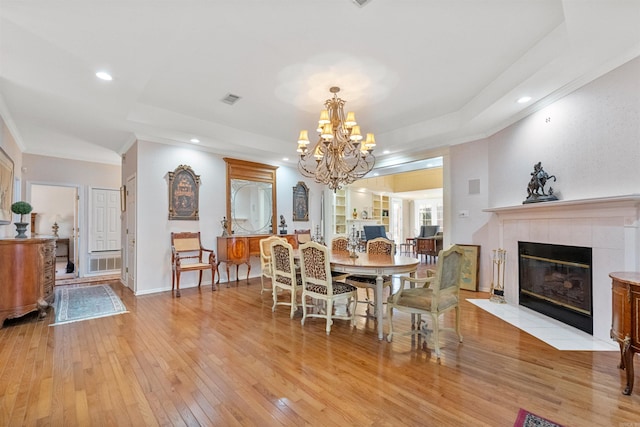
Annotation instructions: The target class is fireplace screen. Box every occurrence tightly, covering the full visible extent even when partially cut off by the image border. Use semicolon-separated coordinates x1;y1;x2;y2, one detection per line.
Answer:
518;241;593;334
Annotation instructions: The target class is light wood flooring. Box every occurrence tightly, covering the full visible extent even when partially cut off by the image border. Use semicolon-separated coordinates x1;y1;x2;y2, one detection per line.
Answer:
1;272;639;426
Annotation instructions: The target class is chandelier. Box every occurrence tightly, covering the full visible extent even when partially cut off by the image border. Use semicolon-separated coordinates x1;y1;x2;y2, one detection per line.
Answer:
296;86;376;191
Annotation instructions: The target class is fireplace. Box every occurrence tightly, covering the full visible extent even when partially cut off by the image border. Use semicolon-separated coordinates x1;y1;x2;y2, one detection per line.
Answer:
518;241;593;334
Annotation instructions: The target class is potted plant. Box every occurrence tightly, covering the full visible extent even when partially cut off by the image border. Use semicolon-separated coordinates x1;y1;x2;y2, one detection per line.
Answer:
11;201;33;238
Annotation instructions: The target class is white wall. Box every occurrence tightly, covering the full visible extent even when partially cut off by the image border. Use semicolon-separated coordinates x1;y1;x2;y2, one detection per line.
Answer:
132;140;324;295
30;185;76;237
488;56;640;207
22;154;121;277
449;55;640;293
0;117;23;238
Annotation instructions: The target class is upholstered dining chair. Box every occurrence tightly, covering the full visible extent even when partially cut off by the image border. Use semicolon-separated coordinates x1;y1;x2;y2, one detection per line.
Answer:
330;236;350;281
270;240;304;318
259;235;287;294
331;236;349;253
345;237;395;316
386;245;465;359
299;241;358;335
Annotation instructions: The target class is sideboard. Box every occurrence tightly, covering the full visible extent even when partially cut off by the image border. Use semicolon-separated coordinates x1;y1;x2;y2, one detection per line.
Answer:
217;234;297;283
610;271;640;395
0;237;56;327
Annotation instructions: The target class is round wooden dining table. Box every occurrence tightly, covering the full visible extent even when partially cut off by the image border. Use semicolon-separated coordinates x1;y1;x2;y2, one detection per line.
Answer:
329;252;419;340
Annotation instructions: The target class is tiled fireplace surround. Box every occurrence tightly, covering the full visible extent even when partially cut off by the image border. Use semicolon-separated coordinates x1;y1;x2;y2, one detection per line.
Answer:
485;195;640;342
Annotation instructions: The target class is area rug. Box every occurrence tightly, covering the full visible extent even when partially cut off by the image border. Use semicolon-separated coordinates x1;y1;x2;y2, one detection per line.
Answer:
52;284;128;325
514;408;564;427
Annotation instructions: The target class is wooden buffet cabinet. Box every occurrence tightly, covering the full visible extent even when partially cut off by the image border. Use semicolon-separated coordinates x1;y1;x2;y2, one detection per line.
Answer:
610;271;640;395
217;234;297;283
0;237;56;327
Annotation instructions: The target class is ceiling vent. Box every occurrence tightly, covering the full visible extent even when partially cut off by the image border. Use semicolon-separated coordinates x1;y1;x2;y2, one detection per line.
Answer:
352;0;372;7
221;93;241;105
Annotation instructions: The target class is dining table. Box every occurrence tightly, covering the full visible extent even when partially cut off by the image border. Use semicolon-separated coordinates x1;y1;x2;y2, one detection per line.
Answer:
329;252;419;340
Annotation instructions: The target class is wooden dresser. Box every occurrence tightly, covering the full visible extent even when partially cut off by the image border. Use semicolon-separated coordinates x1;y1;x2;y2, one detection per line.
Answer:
0;237;56;327
217;234;297;283
610;271;640;395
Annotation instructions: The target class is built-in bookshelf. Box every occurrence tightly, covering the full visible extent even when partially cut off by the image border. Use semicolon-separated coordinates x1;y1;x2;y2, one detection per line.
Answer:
372;194;390;232
334;189;347;234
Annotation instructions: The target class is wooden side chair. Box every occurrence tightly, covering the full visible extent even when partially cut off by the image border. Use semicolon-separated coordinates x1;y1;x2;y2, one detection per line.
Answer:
345;237;395;316
270;240;304;318
170;232;218;297
386;245;465;359
259;235;287;294
299;241;358;335
295;229;312;245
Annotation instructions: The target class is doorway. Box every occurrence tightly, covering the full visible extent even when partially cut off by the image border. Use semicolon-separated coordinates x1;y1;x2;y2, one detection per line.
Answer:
29;183;79;279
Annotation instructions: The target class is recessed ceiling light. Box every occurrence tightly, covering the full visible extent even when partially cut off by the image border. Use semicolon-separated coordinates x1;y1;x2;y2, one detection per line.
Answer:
190;138;200;143
282;157;289;161
96;71;112;81
383;150;390;154
517;96;532;104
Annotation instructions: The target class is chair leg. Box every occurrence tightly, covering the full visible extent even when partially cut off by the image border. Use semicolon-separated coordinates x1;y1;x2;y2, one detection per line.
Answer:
432;314;441;359
301;295;307;325
350;296;357;326
455;305;463;343
272;285;278;312
290;288;297;319
175;272;181;297
171;268;175;292
198;271;203;288
212;267;218;291
325;300;333;335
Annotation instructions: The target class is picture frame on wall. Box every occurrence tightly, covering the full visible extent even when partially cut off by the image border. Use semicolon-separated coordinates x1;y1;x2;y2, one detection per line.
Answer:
0;147;14;225
456;244;481;291
168;165;200;220
292;181;309;222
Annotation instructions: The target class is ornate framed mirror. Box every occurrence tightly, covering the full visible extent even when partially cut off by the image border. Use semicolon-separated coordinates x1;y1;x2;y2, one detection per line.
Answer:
224;158;277;235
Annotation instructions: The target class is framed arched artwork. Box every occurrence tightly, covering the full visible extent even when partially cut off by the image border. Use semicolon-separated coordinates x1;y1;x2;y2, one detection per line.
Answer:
168;165;200;220
292;181;309;222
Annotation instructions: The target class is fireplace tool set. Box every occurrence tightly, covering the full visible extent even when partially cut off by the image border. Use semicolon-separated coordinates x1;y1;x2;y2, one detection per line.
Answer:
490;249;507;303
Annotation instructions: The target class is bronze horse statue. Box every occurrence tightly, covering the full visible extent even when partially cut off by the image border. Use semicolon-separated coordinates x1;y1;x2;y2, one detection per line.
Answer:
527;162;556;197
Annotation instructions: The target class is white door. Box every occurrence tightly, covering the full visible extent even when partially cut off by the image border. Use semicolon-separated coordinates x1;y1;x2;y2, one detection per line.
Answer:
90;188;120;251
126;176;136;292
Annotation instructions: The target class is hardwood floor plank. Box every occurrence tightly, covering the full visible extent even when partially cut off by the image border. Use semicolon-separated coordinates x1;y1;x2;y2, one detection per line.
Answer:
1;278;639;426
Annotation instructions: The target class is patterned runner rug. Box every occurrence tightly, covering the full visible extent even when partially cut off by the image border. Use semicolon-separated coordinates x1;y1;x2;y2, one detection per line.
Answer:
514;408;564;427
52;284;128;325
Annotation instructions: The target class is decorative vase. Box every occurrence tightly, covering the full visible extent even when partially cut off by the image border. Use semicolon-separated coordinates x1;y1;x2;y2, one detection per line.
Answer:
14;222;28;238
352;208;358;219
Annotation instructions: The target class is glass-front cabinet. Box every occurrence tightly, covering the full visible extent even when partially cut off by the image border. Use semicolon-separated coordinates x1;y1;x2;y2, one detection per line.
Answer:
334;189;347;235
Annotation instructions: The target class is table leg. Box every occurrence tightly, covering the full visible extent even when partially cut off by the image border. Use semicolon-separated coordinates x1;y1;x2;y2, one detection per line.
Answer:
410;270;417;329
376;274;384;340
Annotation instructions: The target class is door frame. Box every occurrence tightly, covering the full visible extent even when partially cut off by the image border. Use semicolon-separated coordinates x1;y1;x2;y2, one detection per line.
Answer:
26;181;81;278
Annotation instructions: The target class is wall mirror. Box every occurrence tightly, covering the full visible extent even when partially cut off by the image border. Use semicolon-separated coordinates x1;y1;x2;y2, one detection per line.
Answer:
224;158;277;235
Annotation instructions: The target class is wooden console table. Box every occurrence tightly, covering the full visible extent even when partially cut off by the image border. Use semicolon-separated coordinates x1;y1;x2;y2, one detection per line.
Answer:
0;237;56;327
610;271;640;395
217;234;297;284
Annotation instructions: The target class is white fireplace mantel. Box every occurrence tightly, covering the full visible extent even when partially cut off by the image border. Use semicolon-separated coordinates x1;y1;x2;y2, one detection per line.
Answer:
484;194;640;220
483;194;640;342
